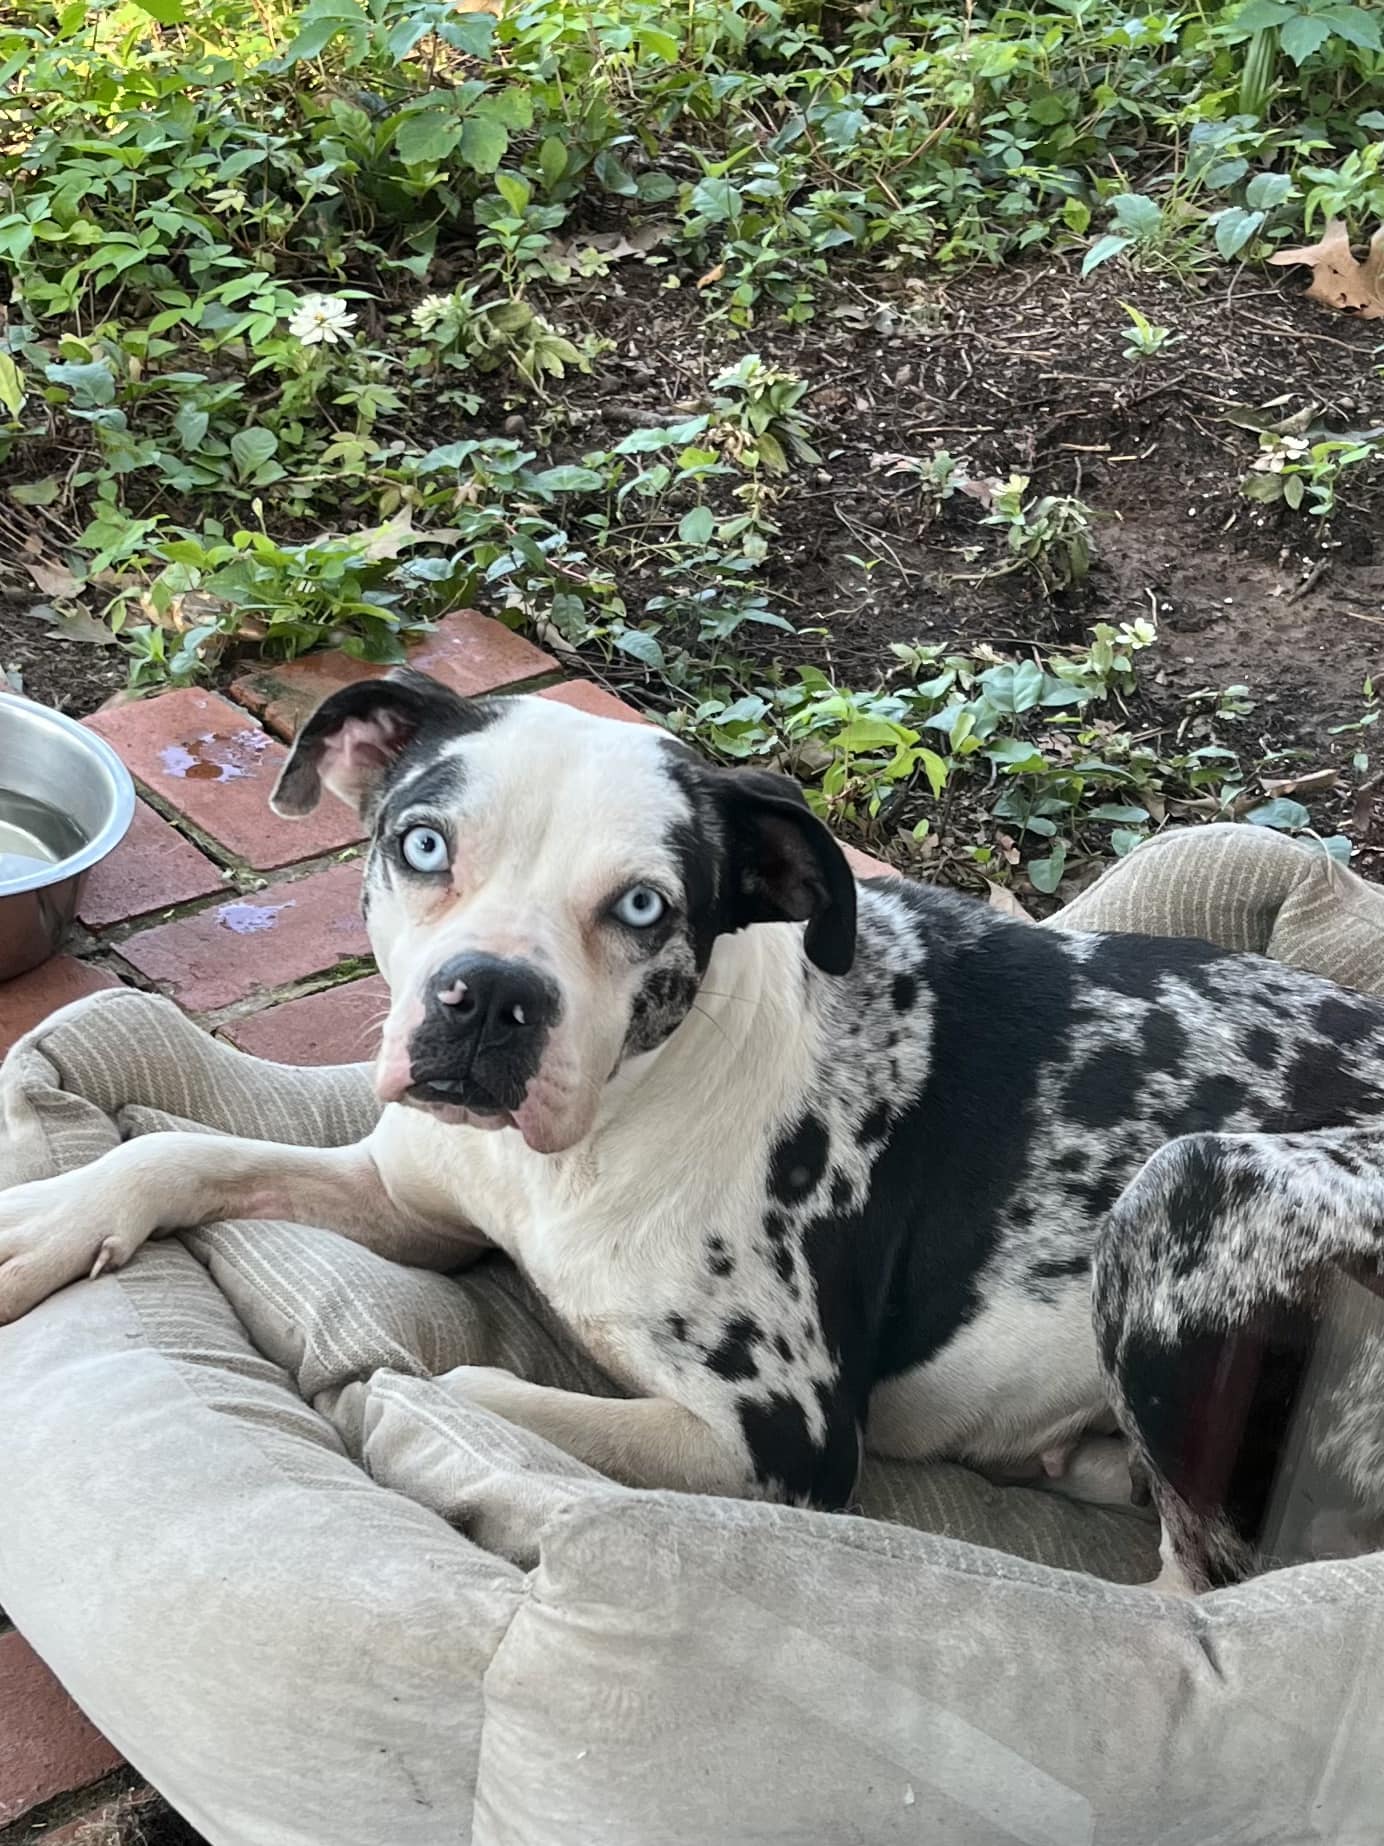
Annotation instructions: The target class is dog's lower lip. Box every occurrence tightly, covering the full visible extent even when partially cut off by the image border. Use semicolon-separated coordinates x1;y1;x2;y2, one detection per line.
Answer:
406;1078;509;1114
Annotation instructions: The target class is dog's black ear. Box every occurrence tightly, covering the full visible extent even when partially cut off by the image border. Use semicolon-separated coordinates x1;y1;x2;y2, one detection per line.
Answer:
271;669;487;818
714;767;857;975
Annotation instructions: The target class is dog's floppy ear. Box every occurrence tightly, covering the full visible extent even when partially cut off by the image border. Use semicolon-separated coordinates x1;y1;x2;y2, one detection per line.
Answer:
714;767;857;975
271;669;486;818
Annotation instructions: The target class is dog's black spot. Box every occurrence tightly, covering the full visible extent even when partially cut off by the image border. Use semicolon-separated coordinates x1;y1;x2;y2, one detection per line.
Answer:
891;972;918;1014
623;964;700;1057
775;1333;794;1363
1008;1199;1036;1231
1029;1252;1089;1283
1315;996;1382;1047
666;1312;688;1343
1141;1009;1188;1074
768;1241;796;1287
1326;1145;1362;1176
1064;1048;1143;1129
1055;1147;1089;1174
763;1211;788;1243
861;1099;890;1144
1277;1041;1384;1131
1116;1304;1317;1566
707;1314;761;1382
830;1171;853;1212
1242;1024;1280;1069
1083;932;1226;1003
770;1114;830;1204
1159;1073;1248;1141
738;1388;858;1505
707;1237;735;1278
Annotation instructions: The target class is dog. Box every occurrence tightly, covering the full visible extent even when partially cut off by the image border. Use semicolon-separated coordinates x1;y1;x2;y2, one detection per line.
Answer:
2;667;1383;1591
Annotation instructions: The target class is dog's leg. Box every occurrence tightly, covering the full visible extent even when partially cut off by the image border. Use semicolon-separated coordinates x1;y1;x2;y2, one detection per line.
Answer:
430;1367;755;1496
1094;1125;1384;1592
0;1130;483;1324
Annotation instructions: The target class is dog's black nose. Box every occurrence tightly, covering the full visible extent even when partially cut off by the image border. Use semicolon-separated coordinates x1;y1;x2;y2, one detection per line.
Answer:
430;954;558;1046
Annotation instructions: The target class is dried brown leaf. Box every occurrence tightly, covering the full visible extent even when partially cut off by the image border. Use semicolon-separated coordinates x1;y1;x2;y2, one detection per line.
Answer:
1268;219;1384;320
984;880;1034;923
24;556;82;599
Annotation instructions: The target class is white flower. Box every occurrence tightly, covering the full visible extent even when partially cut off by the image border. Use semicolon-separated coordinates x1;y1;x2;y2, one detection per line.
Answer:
1251;434;1309;475
411;294;452;334
287;294;357;346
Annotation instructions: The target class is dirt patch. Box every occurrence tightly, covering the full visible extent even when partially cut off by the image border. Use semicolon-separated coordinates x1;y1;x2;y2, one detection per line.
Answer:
0;605;128;714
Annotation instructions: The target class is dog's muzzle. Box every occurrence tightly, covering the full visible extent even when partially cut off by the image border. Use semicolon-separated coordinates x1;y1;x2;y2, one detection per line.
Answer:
404;953;560;1118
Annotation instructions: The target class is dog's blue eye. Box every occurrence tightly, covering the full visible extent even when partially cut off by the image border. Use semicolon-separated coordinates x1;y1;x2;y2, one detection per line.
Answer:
401;826;449;873
612;885;665;928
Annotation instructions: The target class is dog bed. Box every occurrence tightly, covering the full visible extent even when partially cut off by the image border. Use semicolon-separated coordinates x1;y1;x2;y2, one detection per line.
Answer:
2;822;1383;1844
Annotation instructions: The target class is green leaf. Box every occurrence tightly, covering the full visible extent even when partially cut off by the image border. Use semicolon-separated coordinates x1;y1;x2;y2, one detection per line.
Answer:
495;172;532;215
636;24;680;59
1231;0;1291;28
1110;193;1162;240
1011;660;1044;711
530;464;605;494
1062;197;1091;234
678;504;715;545
172;403;208;450
917;748;949;799
0;353;25;418
44;360;115;407
230;427;278;480
395;107;462;167
1214;206;1263;259
1321;835;1354;863
282;0;365;65
1110;828;1146;857
132;0;187;21
1027;842;1068;894
459;115;508;176
1320;6;1382;50
1087;803;1150;824
538;136;567;192
1081;233;1129;276
593;150;638;197
1280;15;1332;62
834;718;912;753
1245;171;1293;211
10;477;59;507
1283;472;1306;509
1246;797;1310;831
614;627;664;668
690;176;742;222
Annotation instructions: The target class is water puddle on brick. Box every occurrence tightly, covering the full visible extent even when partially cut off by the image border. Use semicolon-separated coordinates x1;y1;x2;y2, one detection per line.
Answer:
216;899;296;935
159;729;270;782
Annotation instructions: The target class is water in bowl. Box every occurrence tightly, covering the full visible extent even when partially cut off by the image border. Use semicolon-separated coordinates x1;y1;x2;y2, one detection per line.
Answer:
0;789;86;886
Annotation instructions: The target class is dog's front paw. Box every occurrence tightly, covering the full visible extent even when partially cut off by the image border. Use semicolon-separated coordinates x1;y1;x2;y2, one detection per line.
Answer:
0;1171;148;1323
432;1363;529;1422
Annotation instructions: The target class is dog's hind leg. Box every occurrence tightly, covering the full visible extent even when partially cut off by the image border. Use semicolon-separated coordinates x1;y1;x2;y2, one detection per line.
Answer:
1092;1126;1384;1592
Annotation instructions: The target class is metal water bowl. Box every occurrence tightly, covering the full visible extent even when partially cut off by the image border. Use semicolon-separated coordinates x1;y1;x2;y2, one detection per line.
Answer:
0;693;135;981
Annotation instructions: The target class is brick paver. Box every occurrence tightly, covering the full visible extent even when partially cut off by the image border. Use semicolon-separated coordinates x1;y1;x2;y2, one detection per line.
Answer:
77;800;225;931
230;610;555;741
0;959;122;1059
538;680;650;725
116;861;368;1015
220;974;389;1066
0;1630;125;1827
85;692;362;870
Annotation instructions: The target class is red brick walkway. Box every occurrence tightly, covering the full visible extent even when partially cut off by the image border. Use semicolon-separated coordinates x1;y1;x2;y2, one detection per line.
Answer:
0;613;890;1841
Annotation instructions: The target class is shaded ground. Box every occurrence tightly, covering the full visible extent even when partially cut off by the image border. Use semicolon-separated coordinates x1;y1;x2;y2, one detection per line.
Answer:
6;253;1382;872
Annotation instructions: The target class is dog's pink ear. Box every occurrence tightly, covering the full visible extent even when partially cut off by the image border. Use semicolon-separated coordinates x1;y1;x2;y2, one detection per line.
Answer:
271;669;487;818
716;768;857;975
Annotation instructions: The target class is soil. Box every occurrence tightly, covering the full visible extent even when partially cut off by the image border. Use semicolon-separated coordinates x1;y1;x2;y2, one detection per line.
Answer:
553;255;1384;878
5;251;1383;875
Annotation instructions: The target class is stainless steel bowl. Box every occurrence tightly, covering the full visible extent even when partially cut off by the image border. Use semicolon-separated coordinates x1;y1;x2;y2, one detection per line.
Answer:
0;693;136;981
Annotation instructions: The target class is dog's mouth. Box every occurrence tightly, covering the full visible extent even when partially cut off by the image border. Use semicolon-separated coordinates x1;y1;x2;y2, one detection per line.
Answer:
403;1074;516;1126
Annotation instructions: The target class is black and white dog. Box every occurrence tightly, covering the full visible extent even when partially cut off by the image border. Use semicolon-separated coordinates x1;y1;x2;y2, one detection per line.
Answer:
2;668;1382;1591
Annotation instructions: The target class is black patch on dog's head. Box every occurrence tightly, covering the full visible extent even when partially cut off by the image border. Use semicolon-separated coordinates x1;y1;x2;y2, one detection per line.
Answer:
663;751;857;977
